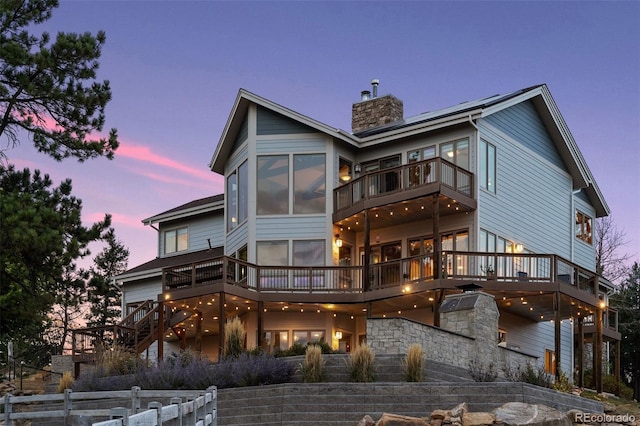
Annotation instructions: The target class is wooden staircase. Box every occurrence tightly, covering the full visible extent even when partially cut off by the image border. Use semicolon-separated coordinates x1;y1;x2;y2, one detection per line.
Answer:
71;300;188;375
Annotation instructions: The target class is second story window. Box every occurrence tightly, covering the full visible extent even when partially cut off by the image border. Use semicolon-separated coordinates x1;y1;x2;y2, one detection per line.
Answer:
479;139;496;194
576;210;593;245
165;226;188;254
257;154;326;215
257;155;289;215
440;138;469;169
227;161;248;231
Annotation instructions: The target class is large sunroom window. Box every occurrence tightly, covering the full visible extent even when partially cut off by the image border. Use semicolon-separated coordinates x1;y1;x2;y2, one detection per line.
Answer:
257;154;326;215
257;155;289;215
294;154;326;214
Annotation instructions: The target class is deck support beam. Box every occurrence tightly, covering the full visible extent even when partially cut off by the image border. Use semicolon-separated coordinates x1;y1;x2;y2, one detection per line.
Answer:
554;291;561;380
576;316;584;388
219;292;226;360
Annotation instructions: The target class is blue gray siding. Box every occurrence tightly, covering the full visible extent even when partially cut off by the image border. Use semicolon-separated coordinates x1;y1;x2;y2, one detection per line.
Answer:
499;310;573;374
257;106;316;135
484;100;565;170
159;214;224;257
231;112;249;154
477;118;572;258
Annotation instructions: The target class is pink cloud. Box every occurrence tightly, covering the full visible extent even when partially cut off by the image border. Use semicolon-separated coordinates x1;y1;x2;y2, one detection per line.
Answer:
117;142;220;184
130;168;223;191
85;211;146;229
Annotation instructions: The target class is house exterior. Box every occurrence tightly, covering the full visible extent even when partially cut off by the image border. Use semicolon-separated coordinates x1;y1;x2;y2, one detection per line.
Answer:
75;82;620;391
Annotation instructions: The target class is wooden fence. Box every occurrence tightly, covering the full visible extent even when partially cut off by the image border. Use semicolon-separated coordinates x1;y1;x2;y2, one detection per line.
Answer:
1;386;216;426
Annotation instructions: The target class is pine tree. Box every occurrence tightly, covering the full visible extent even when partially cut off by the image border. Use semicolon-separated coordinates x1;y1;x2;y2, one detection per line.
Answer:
0;0;118;161
610;262;640;399
85;229;129;329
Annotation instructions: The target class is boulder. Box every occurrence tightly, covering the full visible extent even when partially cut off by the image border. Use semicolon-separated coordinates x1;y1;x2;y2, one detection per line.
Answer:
431;410;450;420
358;415;376;426
493;402;571;426
375;412;430;425
451;403;469;418
462;412;496;426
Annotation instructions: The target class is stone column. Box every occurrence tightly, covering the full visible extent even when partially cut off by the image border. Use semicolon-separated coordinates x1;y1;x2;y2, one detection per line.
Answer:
439;291;499;364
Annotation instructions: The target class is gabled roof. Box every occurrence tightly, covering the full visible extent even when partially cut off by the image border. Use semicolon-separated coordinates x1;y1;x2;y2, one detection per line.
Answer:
209;89;358;174
143;194;224;226
209;85;608;217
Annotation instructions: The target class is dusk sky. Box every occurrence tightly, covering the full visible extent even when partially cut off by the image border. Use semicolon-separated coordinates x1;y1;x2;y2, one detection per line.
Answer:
8;1;640;271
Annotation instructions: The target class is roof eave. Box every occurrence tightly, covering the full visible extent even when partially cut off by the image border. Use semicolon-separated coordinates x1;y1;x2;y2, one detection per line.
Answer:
210;89;360;174
143;199;225;226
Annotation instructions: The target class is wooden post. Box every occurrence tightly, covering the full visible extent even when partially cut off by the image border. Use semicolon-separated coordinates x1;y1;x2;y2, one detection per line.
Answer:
433;194;440;280
363;209;371;291
195;309;202;353
615;340;621;396
595;307;603;393
158;301;164;362
554;291;561;380
576;316;584;388
257;301;264;349
219;293;226;360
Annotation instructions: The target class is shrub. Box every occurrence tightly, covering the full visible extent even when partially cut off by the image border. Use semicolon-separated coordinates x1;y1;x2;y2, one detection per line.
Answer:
57;371;74;393
301;344;325;383
275;342;307;357
348;343;375;382
552;369;573;393
403;343;424;382
504;362;552;388
224;317;246;359
469;357;497;382
95;343;142;376
224;352;292;387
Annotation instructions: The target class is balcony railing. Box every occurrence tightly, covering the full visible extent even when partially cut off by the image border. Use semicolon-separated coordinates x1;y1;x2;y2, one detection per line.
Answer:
583;307;619;332
334;157;474;212
162;251;601;299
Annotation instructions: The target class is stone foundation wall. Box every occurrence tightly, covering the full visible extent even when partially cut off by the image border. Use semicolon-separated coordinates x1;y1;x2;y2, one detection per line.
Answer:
367;317;474;370
367;292;538;375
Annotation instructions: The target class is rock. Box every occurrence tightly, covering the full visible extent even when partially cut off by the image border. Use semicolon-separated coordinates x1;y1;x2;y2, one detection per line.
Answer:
358;415;376;426
493;402;571;426
431;410;450;420
451;403;469;418
375;412;430;425
565;409;583;424
431;419;443;426
603;402;616;413
462;412;496;426
450;416;462;426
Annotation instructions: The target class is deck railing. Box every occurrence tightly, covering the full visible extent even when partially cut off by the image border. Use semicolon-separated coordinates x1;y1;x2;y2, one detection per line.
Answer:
163;251;602;299
334;157;474;212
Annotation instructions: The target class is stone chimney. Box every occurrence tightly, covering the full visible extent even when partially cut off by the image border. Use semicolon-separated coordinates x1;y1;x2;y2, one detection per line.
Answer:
351;79;403;134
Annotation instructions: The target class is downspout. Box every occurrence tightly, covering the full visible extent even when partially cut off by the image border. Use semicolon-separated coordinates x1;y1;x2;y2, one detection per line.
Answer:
145;220;161;257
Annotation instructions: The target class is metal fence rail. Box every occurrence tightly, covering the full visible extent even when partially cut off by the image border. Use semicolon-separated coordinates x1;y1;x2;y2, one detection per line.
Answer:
1;386;216;426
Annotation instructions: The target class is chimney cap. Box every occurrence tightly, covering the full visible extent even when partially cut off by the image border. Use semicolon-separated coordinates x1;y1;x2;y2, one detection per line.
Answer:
371;78;379;85
360;90;371;101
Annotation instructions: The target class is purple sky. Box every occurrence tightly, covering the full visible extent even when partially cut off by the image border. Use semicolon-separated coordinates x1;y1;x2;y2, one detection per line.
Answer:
8;1;640;271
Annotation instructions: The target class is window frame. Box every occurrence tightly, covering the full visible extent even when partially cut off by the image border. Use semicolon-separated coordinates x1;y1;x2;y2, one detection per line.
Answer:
479;139;496;194
164;226;188;255
575;210;593;245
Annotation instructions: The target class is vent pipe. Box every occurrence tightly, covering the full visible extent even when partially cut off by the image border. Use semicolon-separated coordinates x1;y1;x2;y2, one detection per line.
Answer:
371;79;379;98
361;90;371;101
